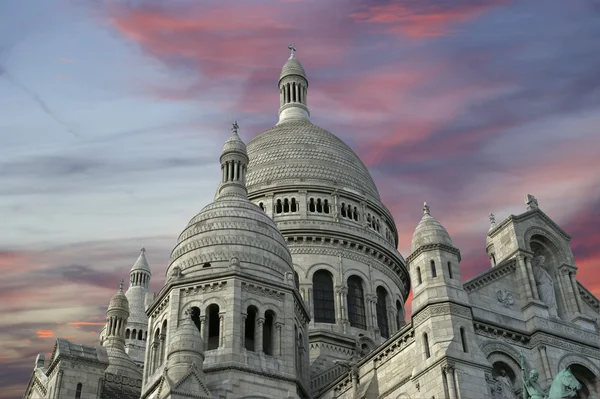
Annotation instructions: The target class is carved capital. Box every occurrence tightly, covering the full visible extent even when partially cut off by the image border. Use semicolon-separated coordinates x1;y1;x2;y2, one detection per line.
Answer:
275;322;284;330
442;364;455;374
257;317;265;326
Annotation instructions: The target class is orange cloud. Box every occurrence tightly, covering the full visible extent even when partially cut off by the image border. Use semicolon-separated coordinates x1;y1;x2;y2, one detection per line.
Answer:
36;330;54;339
350;1;509;38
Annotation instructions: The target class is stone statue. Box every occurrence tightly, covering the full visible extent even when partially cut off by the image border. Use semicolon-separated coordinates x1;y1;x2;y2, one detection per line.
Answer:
547;368;581;398
533;256;558;317
497;369;517;399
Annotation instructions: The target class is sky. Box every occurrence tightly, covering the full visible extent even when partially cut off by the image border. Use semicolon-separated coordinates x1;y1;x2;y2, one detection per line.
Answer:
1;0;599;395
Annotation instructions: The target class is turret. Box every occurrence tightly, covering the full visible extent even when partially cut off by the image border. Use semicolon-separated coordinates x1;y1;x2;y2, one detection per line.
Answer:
277;44;310;123
129;247;151;289
216;121;249;199
104;280;129;350
407;202;467;314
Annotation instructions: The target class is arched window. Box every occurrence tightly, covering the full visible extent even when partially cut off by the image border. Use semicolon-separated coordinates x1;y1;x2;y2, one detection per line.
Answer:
447;261;453;279
324;199;330;214
353;207;358;221
160;320;167;364
491;253;497;266
131;329;136;339
313;270;335;323
125;329;130;339
276;199;282;214
291;198;297;212
396;300;404;329
309;198;315;212
347;205;353;219
347;276;367;329
341;203;347;217
207;304;220;350
294;271;300;290
259;202;264;211
190;307;201;332
316;198;323;213
138;330;143;340
263;310;275;356
460;327;468;353
75;383;82;399
423;333;431;359
430;260;437;278
376;286;390;338
283;198;290;213
245;306;257;351
416;267;422;285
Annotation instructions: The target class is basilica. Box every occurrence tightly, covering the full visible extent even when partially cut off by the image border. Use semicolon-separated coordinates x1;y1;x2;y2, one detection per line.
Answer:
23;49;600;399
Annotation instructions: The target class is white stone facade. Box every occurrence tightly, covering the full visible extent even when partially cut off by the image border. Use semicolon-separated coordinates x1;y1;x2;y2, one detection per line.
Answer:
23;52;600;399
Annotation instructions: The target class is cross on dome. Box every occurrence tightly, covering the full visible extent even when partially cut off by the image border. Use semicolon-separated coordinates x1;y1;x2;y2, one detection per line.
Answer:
288;44;296;59
119;278;124;292
423;202;430;215
140;247;145;253
232;120;239;135
489;213;496;225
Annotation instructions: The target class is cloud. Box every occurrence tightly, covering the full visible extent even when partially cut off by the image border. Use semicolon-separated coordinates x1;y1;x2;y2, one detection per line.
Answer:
57;57;74;63
350;0;510;38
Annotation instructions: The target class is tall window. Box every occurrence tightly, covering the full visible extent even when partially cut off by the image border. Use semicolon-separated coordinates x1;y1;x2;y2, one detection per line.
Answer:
245;306;257;351
313;270;335;323
423;333;431;359
207;305;220;350
460;327;468;353
263;310;275;356
75;383;82;399
396;300;404;329
376;286;390;338
416;267;422;285
430;260;437;278
347;276;367;329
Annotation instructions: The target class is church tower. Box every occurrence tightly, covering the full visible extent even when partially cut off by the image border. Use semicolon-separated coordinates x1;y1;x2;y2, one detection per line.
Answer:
407;203;489;399
141;123;310;398
278;44;310;124
124;248;152;365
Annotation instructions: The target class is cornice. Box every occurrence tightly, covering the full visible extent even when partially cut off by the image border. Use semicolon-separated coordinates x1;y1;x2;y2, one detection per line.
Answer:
463;259;517;293
406;243;461;264
487;209;571;241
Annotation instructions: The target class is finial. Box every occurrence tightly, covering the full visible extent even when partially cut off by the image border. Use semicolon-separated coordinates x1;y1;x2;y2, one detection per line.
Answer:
525;194;539;211
489;213;496;225
119;279;124;293
141;247;146;253
231;120;239;135
423;202;430;215
288;44;296;59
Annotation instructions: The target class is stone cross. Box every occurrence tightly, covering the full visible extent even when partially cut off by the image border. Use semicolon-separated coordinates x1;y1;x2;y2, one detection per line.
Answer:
119;278;124;292
489;213;496;228
423;202;430;215
232;120;239;135
288;44;296;58
141;247;146;253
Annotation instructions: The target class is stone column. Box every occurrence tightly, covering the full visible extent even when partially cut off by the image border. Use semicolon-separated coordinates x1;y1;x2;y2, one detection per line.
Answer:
298;190;307;218
388;306;398;334
151;340;160;374
555;270;571;314
159;333;166;365
560;269;578;314
295;83;299;103
53;370;63;399
200;315;207;351
274;322;283;358
219;312;226;348
443;365;457;399
525;256;539;300
233;161;238;181
307;287;313;319
569;272;583;313
256;317;265;353
517;255;534;300
538;346;552;383
241;313;247;350
366;294;379;336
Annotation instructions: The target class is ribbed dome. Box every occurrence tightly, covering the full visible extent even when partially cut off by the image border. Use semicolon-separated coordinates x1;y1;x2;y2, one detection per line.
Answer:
222;130;247;156
411;203;453;253
246;119;380;199
130;249;151;274
167;316;205;357
279;57;307;83
108;285;129;313
168;196;293;282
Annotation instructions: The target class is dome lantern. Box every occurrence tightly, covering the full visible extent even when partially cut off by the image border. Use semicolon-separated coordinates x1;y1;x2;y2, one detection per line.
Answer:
278;44;310;124
411;202;454;253
217;121;249;199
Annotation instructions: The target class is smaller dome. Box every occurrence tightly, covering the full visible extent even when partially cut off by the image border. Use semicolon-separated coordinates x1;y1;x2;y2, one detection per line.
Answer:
130;248;151;274
279;56;307;83
411;203;453;253
167;315;205;357
108;280;129;314
221;122;247;156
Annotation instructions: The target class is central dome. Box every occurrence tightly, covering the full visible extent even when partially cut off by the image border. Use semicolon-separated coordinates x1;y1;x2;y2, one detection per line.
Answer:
246;119;380;199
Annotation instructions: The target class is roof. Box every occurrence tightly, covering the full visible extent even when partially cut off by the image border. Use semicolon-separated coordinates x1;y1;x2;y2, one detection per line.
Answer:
130;248;151;274
411;203;454;253
279;56;307;83
246;119;380;199
50;338;109;365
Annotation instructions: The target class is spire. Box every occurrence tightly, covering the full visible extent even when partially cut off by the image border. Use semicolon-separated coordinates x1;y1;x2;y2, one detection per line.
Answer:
130;247;151;289
278;45;310;124
217;121;249;199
